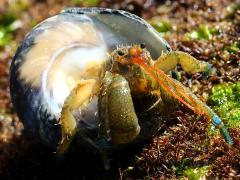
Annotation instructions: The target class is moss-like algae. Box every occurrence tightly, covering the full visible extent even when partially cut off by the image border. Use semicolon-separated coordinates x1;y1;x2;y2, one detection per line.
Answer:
181;166;210;180
149;20;173;35
208;82;240;128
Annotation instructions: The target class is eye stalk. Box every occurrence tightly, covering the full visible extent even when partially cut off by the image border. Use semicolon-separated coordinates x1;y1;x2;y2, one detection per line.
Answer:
115;48;129;65
140;43;146;49
117;50;125;56
114;44;147;66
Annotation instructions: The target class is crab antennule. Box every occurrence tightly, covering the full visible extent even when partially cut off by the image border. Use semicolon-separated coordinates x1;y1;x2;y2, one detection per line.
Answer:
132;57;198;113
149;65;204;115
132;56;232;145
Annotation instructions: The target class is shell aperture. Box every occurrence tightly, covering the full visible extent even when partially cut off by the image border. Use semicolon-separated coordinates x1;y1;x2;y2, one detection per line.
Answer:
10;8;170;148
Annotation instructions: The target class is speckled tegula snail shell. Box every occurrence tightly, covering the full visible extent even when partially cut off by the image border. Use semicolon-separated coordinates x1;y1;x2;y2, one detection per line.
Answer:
10;8;171;150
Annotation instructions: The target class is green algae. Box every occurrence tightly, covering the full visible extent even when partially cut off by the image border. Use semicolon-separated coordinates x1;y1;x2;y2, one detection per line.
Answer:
225;41;240;54
173;158;210;180
187;24;219;40
208;82;240;128
149;20;173;34
181;166;210;180
71;0;100;6
0;0;30;47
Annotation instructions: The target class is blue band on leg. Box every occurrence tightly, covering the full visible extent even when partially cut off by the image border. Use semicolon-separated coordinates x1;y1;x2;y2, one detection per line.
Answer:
212;115;222;126
212;115;233;145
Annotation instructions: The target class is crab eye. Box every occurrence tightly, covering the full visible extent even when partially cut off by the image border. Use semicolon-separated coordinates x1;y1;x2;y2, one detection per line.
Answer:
117;50;125;56
140;43;146;49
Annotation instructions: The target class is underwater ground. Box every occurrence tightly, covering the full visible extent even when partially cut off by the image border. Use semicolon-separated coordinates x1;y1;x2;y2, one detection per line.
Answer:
0;0;239;179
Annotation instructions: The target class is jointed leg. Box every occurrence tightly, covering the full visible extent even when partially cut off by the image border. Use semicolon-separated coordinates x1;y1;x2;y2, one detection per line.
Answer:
152;53;232;144
159;76;232;145
154;51;211;74
57;79;98;154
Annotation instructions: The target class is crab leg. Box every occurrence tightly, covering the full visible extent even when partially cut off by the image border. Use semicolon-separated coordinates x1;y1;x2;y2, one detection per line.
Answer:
169;77;233;145
154;51;211;75
132;58;232;145
57;79;98;154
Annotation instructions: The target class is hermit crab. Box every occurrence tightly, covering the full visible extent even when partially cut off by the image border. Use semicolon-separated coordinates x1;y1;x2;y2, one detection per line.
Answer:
10;8;232;159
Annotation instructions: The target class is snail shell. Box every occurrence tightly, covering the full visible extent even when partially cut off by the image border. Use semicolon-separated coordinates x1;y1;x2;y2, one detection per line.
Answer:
10;8;170;149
